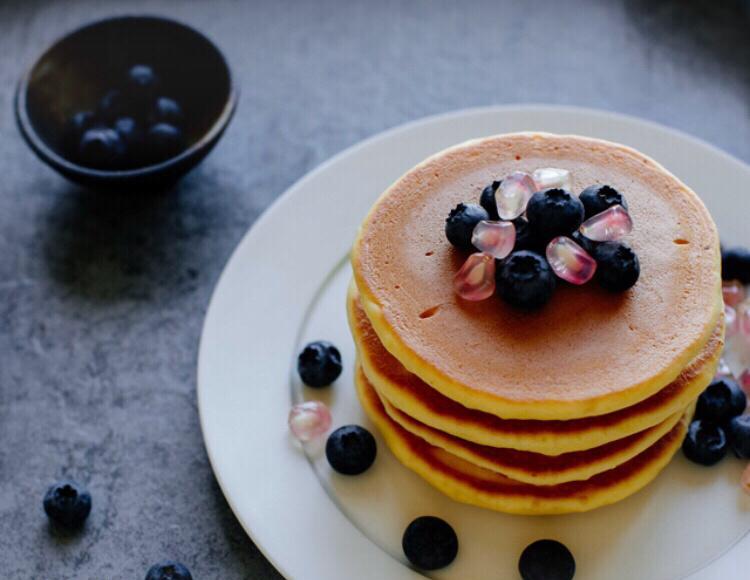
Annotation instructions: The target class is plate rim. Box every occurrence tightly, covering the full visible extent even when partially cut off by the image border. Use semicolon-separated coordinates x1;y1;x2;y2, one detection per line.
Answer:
197;104;750;580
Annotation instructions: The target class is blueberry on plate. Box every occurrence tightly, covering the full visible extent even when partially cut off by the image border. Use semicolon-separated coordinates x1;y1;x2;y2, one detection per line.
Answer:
445;203;489;251
518;539;576;580
43;480;92;529
146;123;186;163
402;516;458;571
512;216;539;252
497;251;556;309
721;247;750;283
682;419;728;466
326;425;377;475
728;415;750;459
479;180;502;220
77;127;126;169
150;97;184;126
695;377;746;424
145;560;192;580
579;184;628;218
593;242;640;292
98;89;127;122
525;188;585;243
297;340;342;387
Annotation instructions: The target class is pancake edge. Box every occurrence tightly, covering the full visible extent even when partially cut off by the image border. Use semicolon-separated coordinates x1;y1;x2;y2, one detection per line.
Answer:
371;371;685;486
348;280;721;454
355;364;693;515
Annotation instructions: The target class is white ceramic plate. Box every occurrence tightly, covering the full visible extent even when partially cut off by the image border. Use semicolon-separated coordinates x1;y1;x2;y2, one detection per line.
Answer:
198;106;750;580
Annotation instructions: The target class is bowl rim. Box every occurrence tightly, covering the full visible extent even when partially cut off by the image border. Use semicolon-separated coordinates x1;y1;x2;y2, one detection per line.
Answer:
14;14;239;180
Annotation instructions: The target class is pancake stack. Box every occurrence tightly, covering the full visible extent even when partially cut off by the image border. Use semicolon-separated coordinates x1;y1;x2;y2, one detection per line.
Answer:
348;133;724;515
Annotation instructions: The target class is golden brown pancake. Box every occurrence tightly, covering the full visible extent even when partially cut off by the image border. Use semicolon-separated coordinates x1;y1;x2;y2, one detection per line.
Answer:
349;281;721;454
352;133;722;420
355;365;692;515
358;364;685;486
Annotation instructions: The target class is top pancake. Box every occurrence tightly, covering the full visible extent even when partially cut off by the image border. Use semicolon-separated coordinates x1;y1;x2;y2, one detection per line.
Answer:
353;133;722;420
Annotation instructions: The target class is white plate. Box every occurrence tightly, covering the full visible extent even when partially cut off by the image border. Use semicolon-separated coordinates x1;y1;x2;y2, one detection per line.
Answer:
198;106;750;580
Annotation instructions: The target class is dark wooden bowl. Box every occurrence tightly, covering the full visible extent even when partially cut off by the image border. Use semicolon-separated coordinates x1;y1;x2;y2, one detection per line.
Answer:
15;15;238;190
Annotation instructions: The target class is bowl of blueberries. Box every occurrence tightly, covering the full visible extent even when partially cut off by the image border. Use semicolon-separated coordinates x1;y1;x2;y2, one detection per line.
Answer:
15;15;237;189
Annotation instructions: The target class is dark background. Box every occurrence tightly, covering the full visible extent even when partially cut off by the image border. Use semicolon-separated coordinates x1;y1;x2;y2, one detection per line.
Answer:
1;0;748;578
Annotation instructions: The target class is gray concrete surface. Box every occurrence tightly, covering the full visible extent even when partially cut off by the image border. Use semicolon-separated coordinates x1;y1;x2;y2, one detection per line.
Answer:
0;0;748;578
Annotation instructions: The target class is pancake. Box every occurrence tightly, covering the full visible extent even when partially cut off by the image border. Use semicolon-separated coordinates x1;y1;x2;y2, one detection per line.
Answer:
355;364;692;515
349;281;721;454
358;364;685;486
352;133;722;420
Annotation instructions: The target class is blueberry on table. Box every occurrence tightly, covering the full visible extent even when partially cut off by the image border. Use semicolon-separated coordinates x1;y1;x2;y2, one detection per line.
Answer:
151;97;184;126
695;378;746;424
728;415;750;459
579;184;628;218
518;539;576;580
77;128;126;169
479;180;502;220
146;123;186;163
682;419;728;466
145;561;192;580
525;188;585;243
445;203;490;251
326;425;377;475
722;247;750;283
297;340;342;387
497;251;556;310
593;242;640;292
43;480;91;529
402;516;459;571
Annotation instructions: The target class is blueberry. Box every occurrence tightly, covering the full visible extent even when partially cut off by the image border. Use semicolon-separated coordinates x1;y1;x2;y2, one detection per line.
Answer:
297;341;342;387
593;242;640;292
145;123;186;163
497;251;556;309
77;128;126;169
526;188;585;243
126;64;159;97
326;425;377;475
479;180;502;220
402;516;458;571
62;110;97;154
721;247;750;283
728;415;750;459
98;89;127;122
113;117;138;141
145;561;193;580
571;230;599;255
579;184;628;218
518;539;576;580
682;419;728;466
512;217;540;252
150;97;184;126
445;203;489;251
43;480;92;529
695;378;746;423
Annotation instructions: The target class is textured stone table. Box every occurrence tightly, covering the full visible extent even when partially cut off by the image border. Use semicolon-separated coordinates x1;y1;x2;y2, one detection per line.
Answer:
0;0;748;578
